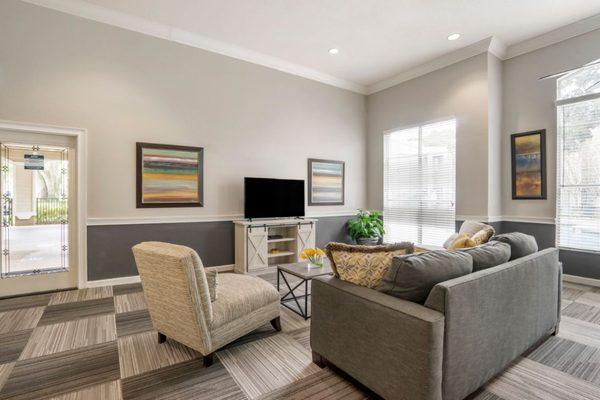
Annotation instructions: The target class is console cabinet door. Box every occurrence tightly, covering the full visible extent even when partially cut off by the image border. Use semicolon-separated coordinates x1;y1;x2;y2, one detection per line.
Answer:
296;223;316;257
247;227;268;271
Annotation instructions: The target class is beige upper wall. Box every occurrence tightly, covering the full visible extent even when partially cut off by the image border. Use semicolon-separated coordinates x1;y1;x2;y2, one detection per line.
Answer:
367;53;490;217
502;28;600;220
0;0;367;220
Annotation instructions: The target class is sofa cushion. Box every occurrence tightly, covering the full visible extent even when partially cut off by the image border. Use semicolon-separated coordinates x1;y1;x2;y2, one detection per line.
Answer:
376;250;473;303
490;232;538;260
458;241;511;271
325;242;414;289
211;273;279;329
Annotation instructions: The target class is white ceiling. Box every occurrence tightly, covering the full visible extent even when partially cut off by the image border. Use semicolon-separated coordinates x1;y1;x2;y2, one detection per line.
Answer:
24;0;600;92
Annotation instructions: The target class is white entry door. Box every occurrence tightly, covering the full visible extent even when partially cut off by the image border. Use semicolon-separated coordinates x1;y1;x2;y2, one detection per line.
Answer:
0;134;78;297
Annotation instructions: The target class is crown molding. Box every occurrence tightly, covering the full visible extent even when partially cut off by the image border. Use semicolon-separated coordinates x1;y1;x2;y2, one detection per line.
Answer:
366;37;497;95
504;13;600;60
21;0;367;94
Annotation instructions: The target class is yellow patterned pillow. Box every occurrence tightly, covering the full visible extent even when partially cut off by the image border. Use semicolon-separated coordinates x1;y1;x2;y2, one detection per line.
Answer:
325;242;414;288
448;234;476;250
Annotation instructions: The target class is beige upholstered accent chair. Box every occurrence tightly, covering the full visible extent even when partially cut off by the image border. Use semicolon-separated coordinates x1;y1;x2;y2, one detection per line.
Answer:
132;241;281;367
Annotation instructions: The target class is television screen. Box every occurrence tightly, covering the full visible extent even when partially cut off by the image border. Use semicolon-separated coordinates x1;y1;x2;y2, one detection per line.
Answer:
244;177;305;219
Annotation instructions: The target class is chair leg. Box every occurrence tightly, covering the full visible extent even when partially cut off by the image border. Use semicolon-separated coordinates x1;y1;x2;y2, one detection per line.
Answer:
203;353;214;368
270;316;282;332
158;332;166;344
312;351;326;368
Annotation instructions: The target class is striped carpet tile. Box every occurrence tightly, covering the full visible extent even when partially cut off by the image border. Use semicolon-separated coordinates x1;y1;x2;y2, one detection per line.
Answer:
0;330;32;364
118;330;199;379
120;359;245;400
256;369;369;400
484;357;600;400
218;333;320;399
49;287;113;306
0;341;120;400
19;314;116;360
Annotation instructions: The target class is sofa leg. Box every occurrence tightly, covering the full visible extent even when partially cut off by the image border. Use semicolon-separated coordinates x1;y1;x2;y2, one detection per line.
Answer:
270;316;282;332
312;351;326;368
158;332;166;343
203;353;214;368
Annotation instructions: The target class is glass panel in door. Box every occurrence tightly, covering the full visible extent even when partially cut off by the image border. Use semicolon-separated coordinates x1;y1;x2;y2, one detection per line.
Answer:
1;143;69;277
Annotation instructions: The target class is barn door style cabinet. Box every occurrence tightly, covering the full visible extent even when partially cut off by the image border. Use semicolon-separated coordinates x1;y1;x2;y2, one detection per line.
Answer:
234;219;317;274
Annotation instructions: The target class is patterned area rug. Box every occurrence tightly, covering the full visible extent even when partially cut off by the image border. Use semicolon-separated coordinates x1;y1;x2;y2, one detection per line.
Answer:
0;277;599;399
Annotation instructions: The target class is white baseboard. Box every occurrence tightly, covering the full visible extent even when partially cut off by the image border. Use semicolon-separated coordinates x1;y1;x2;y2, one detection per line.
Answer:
86;275;140;288
84;264;235;288
563;274;600;288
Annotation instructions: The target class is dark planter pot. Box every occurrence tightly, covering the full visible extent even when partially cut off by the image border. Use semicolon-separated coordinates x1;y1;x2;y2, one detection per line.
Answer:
356;237;379;246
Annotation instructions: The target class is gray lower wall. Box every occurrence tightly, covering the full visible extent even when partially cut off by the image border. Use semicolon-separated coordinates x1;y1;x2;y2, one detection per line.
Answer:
87;215;355;281
89;217;600;281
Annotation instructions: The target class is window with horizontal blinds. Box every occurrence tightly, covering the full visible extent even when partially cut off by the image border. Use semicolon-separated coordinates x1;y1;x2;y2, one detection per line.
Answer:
383;119;456;246
556;96;600;252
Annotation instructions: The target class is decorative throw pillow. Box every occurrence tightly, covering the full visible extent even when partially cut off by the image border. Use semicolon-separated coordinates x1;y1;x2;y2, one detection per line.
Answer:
448;234;476;250
325;242;414;288
490;232;538;260
471;227;495;246
459;220;494;237
204;268;218;302
376;250;473;303
459;241;511;272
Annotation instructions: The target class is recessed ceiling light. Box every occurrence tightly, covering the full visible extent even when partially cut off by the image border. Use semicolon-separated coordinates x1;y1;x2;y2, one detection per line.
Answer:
447;33;461;41
328;48;339;55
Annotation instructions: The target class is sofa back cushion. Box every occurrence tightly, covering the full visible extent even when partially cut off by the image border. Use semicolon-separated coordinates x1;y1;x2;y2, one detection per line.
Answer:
459;241;511;272
376;250;473;303
325;242;414;289
490;232;538;260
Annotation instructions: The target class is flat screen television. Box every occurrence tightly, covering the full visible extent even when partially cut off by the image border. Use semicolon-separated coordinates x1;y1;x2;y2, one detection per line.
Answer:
244;177;305;219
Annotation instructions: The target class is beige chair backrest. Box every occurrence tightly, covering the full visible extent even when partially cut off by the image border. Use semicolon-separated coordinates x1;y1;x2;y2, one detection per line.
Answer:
132;241;213;354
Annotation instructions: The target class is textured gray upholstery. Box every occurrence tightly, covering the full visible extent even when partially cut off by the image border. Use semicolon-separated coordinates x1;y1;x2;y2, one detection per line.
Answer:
458;241;511;271
311;277;444;400
490;232;538;260
424;248;561;400
376;250;473;303
311;248;561;400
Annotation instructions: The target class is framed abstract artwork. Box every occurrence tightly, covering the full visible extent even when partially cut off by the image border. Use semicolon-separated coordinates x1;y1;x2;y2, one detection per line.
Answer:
511;130;546;200
136;142;204;208
308;158;345;205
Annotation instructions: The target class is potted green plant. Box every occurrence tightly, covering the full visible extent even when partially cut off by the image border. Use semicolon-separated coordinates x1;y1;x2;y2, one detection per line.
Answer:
347;209;385;245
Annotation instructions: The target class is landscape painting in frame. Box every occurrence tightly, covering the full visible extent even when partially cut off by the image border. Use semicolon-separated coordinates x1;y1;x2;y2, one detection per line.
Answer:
511;130;546;200
308;158;345;205
136;142;204;208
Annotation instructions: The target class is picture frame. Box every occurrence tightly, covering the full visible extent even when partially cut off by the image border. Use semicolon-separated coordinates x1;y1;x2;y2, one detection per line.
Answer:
136;142;204;208
511;130;546;200
308;158;345;206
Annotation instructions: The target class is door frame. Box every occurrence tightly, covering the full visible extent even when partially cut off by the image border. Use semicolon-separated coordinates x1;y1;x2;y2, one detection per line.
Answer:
0;120;88;289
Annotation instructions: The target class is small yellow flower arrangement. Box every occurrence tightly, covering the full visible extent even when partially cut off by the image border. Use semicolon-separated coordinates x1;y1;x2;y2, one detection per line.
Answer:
300;247;325;267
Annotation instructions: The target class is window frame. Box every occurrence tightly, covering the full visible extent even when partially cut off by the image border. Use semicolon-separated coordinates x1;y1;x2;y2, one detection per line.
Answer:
555;79;600;254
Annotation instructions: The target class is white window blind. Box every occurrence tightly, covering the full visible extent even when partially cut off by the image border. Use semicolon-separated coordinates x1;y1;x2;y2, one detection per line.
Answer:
383;119;456;246
557;95;600;252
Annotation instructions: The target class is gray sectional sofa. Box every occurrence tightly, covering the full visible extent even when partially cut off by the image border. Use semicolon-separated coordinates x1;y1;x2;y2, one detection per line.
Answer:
310;247;562;400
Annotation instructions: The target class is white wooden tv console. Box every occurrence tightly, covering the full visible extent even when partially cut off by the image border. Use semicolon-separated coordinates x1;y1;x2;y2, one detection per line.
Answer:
233;218;317;274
